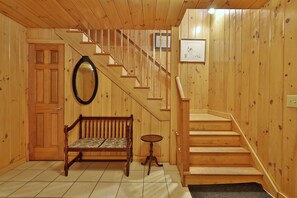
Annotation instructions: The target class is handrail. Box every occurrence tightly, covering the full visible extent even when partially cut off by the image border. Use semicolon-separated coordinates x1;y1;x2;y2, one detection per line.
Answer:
176;76;187;100
175;76;190;176
76;28;171;109
118;30;171;77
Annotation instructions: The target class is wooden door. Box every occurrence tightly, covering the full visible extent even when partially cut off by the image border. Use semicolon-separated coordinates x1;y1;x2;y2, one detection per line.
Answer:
29;44;64;160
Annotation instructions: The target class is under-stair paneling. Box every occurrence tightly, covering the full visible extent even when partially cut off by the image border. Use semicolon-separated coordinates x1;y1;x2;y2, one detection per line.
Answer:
179;10;210;111
27;28;170;162
208;1;297;197
0;13;28;172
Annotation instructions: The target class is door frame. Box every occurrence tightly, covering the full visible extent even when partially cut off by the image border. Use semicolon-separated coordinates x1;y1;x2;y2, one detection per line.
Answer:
28;42;65;160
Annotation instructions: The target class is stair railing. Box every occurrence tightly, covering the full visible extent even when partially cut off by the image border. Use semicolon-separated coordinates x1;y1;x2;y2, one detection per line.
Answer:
176;76;190;174
80;29;170;110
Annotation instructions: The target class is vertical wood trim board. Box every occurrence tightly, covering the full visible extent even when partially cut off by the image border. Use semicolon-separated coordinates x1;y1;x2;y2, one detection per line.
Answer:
0;13;28;171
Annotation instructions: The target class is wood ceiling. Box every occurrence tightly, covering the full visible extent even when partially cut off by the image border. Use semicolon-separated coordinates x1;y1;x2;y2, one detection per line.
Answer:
0;0;269;29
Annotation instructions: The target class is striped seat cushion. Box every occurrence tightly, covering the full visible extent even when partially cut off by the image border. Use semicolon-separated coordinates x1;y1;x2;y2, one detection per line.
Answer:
100;138;127;148
69;138;105;148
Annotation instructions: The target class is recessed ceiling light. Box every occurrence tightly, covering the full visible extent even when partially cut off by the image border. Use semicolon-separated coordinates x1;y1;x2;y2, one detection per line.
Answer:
208;8;216;14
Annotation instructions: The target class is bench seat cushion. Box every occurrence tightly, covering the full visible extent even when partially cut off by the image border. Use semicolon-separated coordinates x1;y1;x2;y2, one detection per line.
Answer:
100;138;127;148
69;138;127;149
69;138;105;148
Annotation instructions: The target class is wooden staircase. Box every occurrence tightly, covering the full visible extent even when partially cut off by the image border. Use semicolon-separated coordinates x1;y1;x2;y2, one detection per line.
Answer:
55;29;170;121
182;113;263;185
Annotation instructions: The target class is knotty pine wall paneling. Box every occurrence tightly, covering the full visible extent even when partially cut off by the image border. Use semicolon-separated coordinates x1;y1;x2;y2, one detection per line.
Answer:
0;13;28;172
283;0;297;196
179;10;210;112
27;28;170;162
208;0;297;196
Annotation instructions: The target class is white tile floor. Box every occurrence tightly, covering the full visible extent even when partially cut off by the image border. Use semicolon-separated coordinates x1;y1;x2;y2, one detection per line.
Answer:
0;161;192;198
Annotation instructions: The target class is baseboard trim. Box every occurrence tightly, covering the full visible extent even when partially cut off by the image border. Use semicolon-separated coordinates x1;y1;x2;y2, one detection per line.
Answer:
230;114;279;197
277;192;288;198
0;158;26;175
207;109;232;119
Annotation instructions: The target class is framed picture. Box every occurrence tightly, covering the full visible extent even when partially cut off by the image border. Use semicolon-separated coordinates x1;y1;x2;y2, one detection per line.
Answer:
154;33;171;50
180;39;206;62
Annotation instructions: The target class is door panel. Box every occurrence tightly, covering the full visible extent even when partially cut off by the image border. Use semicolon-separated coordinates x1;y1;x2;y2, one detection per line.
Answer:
29;44;64;160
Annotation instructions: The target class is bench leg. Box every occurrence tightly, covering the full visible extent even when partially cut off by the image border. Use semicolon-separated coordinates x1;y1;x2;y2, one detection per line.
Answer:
64;148;68;176
77;152;83;161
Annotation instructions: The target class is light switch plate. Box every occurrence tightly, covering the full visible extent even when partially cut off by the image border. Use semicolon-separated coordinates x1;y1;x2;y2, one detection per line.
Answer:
287;95;297;108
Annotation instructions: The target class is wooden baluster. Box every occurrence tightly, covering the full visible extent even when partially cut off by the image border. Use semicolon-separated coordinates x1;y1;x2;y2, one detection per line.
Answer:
121;30;124;64
153;31;156;97
166;30;169;109
139;30;143;86
127;30;130;75
133;30;136;76
114;29;117;63
159;30;162;98
87;29;90;42
108;29;110;53
146;30;149;87
101;30;104;53
94;30;97;43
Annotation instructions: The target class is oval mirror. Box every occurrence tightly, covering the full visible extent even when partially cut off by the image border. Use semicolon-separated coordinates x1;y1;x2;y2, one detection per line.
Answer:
72;56;98;105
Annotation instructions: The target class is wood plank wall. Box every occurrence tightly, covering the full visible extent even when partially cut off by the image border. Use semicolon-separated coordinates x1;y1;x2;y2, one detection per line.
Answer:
179;10;210;112
0;13;28;172
27;29;170;162
208;1;297;197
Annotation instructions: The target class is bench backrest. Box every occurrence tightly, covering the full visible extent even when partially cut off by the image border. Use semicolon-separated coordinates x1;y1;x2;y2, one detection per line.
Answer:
79;115;133;139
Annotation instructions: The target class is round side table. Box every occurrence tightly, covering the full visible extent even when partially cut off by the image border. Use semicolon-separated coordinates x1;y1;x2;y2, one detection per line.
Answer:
141;134;163;175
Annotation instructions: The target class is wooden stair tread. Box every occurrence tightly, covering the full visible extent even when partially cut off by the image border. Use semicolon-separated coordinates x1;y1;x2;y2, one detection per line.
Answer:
147;97;162;100
134;86;150;89
121;75;137;78
190;113;231;121
189;167;262;175
108;64;124;67
190;147;249;153
190;131;239;136
80;41;97;44
94;52;110;55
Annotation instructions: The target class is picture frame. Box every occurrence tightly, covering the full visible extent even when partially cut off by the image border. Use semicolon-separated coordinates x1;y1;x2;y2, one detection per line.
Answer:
154;33;171;50
180;39;206;62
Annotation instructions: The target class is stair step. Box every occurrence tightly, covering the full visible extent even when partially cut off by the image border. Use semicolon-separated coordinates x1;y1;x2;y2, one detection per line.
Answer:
147;97;162;100
189;131;240;147
94;52;110;56
189;166;262;175
190;147;249;153
80;41;97;44
160;108;170;111
108;64;124;67
121;75;137;78
184;166;263;185
134;86;150;89
190;131;239;136
67;30;84;33
190;147;251;166
190;120;232;131
190;114;231;121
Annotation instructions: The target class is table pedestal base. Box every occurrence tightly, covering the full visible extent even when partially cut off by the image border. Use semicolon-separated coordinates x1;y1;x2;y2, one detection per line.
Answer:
141;142;163;175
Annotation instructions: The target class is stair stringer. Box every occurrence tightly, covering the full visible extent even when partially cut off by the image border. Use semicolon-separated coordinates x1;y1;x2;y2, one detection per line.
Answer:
229;113;278;197
208;110;279;197
55;29;170;121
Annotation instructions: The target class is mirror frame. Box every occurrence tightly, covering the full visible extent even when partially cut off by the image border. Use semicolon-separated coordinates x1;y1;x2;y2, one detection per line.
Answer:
72;56;98;105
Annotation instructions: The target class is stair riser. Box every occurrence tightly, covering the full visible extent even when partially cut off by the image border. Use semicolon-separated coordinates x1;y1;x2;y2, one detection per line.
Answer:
190;153;251;166
80;43;98;55
190;121;232;131
189;136;240;147
183;175;263;186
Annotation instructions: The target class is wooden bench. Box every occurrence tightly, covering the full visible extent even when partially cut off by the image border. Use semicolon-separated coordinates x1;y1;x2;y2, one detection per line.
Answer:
64;114;133;176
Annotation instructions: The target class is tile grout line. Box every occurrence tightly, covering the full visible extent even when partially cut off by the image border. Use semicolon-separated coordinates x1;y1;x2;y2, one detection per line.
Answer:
7;161;55;197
